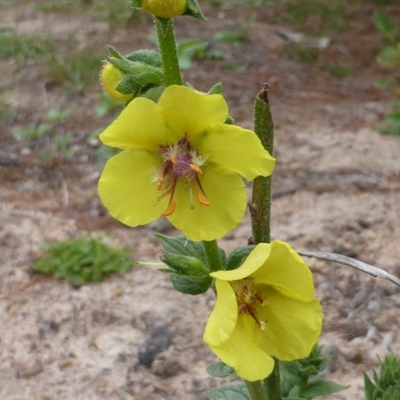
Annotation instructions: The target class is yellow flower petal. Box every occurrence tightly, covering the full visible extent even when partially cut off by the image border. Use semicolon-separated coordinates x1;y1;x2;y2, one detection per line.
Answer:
158;85;228;137
206;316;275;382
194;123;276;181
254;287;323;361
166;166;247;241
203;279;237;347
211;243;272;281
99;97;177;151
253;240;315;302
98;149;168;226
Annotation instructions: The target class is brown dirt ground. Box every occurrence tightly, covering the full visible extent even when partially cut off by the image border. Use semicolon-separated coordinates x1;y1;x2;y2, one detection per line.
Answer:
1;2;400;399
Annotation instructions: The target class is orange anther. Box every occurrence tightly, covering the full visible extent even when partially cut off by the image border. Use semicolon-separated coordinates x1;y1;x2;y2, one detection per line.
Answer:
171;155;177;165
190;164;203;174
163;201;176;216
196;192;211;206
157;176;164;190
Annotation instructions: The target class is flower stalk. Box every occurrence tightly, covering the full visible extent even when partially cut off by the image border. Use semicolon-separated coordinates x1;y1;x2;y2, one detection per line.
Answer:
245;380;266;400
155;17;182;86
251;83;274;244
250;84;281;400
202;240;224;272
263;357;281;400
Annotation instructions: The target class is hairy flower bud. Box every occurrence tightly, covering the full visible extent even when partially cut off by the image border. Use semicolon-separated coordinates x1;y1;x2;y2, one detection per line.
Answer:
100;63;133;102
141;0;187;19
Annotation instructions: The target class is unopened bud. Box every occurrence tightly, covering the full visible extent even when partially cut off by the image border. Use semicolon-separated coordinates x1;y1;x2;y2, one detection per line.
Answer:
100;63;134;102
141;0;187;19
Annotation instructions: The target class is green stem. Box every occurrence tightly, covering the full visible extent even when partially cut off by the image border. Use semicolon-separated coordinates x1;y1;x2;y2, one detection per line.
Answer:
202;240;224;272
263;359;281;400
251;83;274;244
245;380;266;400
250;84;281;400
155;17;182;86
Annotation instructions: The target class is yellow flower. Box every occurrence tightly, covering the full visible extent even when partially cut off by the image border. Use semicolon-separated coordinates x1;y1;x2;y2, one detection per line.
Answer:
141;0;187;19
100;62;133;102
98;85;275;241
203;240;323;381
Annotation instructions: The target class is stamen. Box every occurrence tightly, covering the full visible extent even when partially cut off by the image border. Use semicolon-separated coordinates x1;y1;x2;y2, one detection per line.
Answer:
190;164;203;174
163;201;176;216
197;192;211;206
171;155;177;165
189;187;195;210
157;176;164;190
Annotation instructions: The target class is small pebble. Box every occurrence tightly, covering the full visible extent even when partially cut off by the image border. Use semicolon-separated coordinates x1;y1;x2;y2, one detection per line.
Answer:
138;326;171;366
15;358;44;378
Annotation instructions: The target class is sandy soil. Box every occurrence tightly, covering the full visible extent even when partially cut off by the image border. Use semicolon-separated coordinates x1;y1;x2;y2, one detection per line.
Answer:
1;2;400;399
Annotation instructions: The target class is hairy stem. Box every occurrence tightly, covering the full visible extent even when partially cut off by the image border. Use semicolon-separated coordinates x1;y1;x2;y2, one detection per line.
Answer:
155;17;182;86
202;240;224;272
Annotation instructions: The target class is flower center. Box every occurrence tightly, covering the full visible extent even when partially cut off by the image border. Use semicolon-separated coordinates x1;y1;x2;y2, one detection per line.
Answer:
231;278;268;330
156;136;210;216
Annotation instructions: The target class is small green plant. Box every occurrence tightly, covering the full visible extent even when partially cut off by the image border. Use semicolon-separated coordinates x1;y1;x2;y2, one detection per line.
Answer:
48;51;102;92
281;1;349;36
33;236;133;284
364;353;400;400
13;122;51;141
149;27;247;70
13;108;76;160
374;12;400;135
0;26;50;64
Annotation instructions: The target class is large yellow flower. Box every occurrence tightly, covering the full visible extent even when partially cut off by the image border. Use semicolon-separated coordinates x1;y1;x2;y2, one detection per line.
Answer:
98;85;275;241
203;240;323;381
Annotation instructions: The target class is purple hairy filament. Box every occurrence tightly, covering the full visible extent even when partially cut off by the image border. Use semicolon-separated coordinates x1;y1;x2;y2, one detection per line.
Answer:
157;136;210;216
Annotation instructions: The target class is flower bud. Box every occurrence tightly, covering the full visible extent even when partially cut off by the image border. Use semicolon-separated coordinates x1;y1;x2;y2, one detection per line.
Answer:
100;63;134;102
141;0;187;19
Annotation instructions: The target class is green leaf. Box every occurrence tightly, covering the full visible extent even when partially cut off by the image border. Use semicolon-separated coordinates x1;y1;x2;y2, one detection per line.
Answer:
203;385;250;400
299;378;348;398
207;361;235;378
155;233;226;266
363;371;376;400
226;246;255;271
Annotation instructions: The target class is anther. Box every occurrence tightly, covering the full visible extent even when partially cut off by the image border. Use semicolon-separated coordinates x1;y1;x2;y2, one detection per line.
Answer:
157;177;165;190
190;164;203;174
196;192;211;206
171;155;177;165
163;201;176;216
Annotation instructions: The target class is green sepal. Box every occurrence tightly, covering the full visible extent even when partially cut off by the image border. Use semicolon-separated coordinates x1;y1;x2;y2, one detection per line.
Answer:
105;44;123;59
183;0;207;22
161;252;209;278
170;273;210;295
126;49;163;67
208;82;223;95
155;233;227;295
226;245;255;271
107;59;163;97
